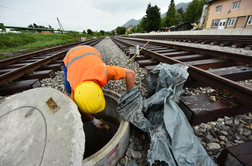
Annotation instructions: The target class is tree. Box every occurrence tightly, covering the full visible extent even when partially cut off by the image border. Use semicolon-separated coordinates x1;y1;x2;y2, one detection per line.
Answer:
100;30;105;36
1;27;6;33
161;17;166;27
184;0;198;22
144;3;151;30
195;0;205;21
177;7;184;22
96;32;101;36
33;23;38;28
87;29;93;35
111;30;115;35
145;3;151;18
136;3;161;32
136;17;146;33
130;26;137;34
116;27;126;35
105;31;112;36
136;3;151;33
83;30;86;34
28;24;33;28
184;0;205;23
174;12;182;26
146;5;161;32
28;23;52;29
165;0;176;27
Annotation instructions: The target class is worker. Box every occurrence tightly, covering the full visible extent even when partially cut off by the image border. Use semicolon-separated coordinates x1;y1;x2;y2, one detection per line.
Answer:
63;45;135;129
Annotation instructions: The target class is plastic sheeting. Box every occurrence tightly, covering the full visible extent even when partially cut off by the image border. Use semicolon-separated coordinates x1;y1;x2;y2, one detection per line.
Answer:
118;63;215;166
125;160;138;166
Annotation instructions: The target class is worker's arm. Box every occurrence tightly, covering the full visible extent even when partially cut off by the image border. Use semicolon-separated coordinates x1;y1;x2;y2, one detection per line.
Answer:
79;110;94;121
106;65;135;91
124;68;135;91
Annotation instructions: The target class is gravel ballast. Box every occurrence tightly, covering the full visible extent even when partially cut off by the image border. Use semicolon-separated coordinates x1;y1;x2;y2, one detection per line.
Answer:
39;38;252;166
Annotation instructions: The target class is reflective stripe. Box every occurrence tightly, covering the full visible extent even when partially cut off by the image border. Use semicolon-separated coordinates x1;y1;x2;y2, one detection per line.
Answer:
68;63;108;91
97;50;102;57
103;63;108;82
65;45;91;62
66;52;100;68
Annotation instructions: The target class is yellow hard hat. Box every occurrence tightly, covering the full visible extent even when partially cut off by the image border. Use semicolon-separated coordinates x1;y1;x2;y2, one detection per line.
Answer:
74;81;105;114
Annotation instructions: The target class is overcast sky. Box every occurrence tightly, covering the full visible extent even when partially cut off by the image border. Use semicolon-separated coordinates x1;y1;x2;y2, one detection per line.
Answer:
1;0;192;32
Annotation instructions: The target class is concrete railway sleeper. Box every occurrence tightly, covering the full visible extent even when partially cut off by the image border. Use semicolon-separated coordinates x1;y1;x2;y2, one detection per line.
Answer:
111;36;252;126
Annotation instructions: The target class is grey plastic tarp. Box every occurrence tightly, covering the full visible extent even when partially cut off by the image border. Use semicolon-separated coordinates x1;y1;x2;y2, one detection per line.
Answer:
118;63;215;166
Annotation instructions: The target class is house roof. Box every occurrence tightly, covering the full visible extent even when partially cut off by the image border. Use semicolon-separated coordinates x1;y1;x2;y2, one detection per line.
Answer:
205;0;216;4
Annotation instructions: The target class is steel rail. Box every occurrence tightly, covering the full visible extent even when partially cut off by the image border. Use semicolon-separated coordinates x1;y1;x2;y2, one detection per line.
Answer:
113;37;252;109
0;39;99;68
0;43;74;67
0;50;66;85
0;38;103;86
126;35;252;45
0;38;104;96
118;37;252;64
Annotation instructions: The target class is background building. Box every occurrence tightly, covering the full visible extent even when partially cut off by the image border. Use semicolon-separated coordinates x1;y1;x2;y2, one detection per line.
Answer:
126;25;134;34
204;0;252;30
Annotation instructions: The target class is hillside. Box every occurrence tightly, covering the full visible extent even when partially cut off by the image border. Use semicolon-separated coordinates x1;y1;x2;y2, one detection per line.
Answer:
121;2;190;28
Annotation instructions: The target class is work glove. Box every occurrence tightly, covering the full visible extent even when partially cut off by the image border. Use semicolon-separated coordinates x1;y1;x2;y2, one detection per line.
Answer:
91;117;106;129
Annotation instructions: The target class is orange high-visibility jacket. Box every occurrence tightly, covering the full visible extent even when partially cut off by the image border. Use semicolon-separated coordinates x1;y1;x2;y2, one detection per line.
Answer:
63;45;126;100
63;45;108;98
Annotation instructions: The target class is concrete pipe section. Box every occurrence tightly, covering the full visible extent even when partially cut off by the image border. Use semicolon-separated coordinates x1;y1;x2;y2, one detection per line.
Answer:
82;89;130;166
0;88;130;166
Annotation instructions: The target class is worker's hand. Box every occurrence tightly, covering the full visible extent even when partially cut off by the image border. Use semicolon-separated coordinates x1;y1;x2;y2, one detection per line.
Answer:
91;117;106;129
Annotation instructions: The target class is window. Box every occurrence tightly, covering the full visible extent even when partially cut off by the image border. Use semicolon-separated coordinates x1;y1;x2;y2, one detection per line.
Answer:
247;16;252;25
216;6;222;13
211;19;219;27
227;18;236;26
232;1;241;10
219;21;226;27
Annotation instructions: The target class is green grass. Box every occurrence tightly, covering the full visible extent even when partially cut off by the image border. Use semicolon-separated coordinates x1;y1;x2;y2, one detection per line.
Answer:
0;32;94;59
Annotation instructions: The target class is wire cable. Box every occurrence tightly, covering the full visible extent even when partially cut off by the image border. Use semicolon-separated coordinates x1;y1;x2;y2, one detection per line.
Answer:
0;5;54;20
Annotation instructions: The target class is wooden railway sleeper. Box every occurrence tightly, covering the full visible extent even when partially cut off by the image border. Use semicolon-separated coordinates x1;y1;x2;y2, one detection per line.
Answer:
113;37;252;110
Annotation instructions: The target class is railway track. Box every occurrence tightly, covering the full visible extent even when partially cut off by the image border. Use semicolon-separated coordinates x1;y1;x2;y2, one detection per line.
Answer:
1;35;251;126
126;34;252;49
0;38;103;96
111;36;252;126
0;36;251;165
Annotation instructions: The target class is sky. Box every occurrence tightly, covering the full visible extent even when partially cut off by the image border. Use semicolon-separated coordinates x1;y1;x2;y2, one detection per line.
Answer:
0;0;192;32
